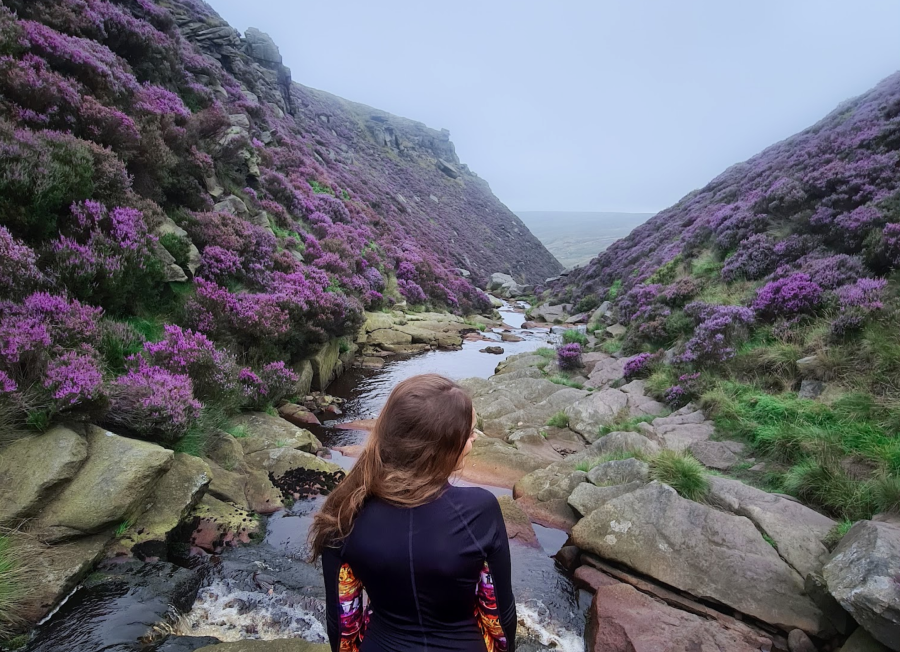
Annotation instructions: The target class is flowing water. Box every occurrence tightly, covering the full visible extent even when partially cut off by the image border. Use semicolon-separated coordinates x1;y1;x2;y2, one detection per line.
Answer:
28;303;587;651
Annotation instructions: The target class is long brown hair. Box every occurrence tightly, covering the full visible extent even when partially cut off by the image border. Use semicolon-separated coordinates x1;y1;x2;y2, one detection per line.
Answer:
309;373;474;559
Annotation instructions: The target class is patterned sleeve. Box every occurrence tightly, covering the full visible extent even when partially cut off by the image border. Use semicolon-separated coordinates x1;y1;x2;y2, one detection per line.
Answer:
322;546;369;652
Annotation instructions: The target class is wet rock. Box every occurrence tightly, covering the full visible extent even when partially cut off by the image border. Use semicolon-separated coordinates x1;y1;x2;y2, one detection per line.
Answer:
33;426;173;542
586;582;773;652
155;637;222;652
461;437;545;488
823;518;900;650
308;339;342;390
567;481;643;517
119;454;211;560
26;561;201;652
587;458;650;486
554;545;581;572
231;412;321;455
245;448;341;478
497;495;539;547
688;440;740;470
243;468;283;514
592;431;660;457
571;482;828;635
15;532;111;626
0;426;87;524
788;629;818;652
277;403;322;427
186;495;261;553
195;641;328;651
480;346;505;354
268;467;345;502
500;332;524;342
357;356;386;370
573;564;621;593
708;476;835;578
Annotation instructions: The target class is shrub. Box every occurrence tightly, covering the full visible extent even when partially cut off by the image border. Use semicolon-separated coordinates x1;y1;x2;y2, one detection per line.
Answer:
721;233;777;282
649;450;709;501
659;278;699;307
676;302;755;364
574;294;600;314
607;279;622;300
241;361;299;409
107;358;201;443
547;411;569;428
623;352;658;380
617;284;662;324
561;329;588;346
556;343;583;371
664;372;701;408
752;273;823;320
0;226;44;299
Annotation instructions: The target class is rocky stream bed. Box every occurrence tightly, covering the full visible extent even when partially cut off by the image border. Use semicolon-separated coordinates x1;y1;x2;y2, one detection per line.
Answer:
4;300;898;652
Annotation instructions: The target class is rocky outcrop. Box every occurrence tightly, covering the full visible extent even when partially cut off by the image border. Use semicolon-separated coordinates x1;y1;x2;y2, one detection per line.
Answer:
230;412;322;455
586;582;774;652
565;387;666;441
461;437;546;488
824;518;900;650
32;427;174;542
571;482;828;635
0;426;87;524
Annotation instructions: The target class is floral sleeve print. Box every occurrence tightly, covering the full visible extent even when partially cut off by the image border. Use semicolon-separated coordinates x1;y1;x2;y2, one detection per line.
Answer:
338;563;370;652
475;561;509;652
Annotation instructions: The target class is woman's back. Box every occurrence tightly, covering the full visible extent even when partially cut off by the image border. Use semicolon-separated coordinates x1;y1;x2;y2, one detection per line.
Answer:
322;485;516;652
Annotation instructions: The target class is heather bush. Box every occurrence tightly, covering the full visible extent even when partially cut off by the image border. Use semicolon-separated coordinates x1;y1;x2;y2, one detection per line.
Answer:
664;372;701;408
0;226;44;299
752;273;823;320
617;284;662;324
241;361;299;410
556;343;583;370
676;302;755;364
721;234;777;282
659;278;700;307
107;357;201;443
772;254;866;291
623;352;659;380
829;278;888;340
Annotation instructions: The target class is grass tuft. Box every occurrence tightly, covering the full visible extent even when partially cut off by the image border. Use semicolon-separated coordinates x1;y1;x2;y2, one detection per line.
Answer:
649;450;709;501
823;519;854;551
549;375;584;389
561;329;588;346
0;536;27;639
598;413;664;437
546;411;569;429
535;347;556;359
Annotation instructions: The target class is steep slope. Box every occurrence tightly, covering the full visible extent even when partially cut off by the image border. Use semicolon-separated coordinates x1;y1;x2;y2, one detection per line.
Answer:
516;211;653;269
544;72;900;522
0;0;556;451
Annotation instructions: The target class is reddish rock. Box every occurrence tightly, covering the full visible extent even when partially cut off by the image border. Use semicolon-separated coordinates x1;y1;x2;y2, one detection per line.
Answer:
513;494;578;531
553;545;581;572
277;403;321;427
334;419;376;432
574;565;621;593
497;495;539;548
587;583;773;652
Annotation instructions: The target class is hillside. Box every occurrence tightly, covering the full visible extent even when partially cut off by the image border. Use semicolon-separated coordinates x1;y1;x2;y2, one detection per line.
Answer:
516;211;653;269
0;0;563;437
545;71;900;522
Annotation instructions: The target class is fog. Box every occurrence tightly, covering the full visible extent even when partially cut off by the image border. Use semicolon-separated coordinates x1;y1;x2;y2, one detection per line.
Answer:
210;0;900;214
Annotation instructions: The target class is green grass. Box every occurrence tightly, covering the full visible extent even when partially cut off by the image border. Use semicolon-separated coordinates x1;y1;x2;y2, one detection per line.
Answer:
308;179;334;195
225;424;250;439
0;536;25;639
600;338;623;354
607;280;623;301
649;450;710;501
546;411;569;428
690;251;723;279
561;329;588;346
535;347;556;359
598;413;665;437
549;375;584;390
823;519;854;551
114;518;135;539
762;533;777;548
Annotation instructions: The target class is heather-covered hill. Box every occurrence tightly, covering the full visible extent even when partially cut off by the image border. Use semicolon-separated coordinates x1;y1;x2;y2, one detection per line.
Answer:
0;0;559;443
543;72;900;522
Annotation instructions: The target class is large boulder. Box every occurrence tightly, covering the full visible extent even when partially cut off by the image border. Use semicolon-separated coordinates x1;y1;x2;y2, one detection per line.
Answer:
585;356;626;389
586;582;773;652
708;476;835;578
571;482;828;635
230;412;321;455
364;311;395;332
587;458;650;486
823;518;900;650
32;427;173;542
118;454;211;559
512;460;585;529
567;481;643;517
565;389;629;439
15;532;112;625
0;426;87;524
592;431;660;457
650;410;716;451
367;328;413;347
245;448;341;478
497;495;539;547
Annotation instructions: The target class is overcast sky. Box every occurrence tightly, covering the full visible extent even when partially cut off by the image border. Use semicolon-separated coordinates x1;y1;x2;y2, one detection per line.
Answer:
209;0;900;214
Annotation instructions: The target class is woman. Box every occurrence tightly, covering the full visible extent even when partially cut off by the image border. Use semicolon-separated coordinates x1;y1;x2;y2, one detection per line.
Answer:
310;374;517;652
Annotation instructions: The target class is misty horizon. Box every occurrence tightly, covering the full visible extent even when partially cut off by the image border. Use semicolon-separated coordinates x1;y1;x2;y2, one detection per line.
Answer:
208;0;900;215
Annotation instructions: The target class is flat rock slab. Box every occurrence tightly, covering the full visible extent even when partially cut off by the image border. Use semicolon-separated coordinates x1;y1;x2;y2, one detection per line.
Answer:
586;583;773;652
567;481;643;517
708;476;835;578
461;437;545;488
0;426;87;524
232;413;321;455
245;448;340;478
688;440;741;470
824;519;900;650
571;482;827;635
585;357;626;389
587;458;650;486
33;427;173;542
592;431;660;457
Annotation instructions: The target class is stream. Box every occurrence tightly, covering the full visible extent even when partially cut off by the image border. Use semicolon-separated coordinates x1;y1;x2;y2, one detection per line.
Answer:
26;303;588;652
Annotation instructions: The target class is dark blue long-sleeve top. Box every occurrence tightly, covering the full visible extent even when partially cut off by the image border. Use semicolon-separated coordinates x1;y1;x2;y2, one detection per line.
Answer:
322;485;517;651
